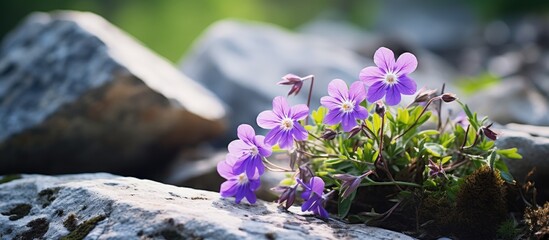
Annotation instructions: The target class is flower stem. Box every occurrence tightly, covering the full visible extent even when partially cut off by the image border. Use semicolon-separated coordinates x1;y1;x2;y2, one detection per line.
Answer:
437;83;445;131
394;96;440;140
360;180;422;188
305;75;315;125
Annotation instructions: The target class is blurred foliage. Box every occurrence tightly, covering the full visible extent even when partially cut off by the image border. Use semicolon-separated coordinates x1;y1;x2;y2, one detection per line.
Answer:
0;0;345;62
456;73;500;95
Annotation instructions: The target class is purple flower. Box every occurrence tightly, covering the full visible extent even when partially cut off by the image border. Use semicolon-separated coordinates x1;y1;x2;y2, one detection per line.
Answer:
453;112;470;128
428;159;445;178
278;74;304;96
298;177;329;219
257;96;309;149
272;184;298;209
217;160;261;204
226;124;272;179
333;174;362;199
359;47;418;106
320;79;368;132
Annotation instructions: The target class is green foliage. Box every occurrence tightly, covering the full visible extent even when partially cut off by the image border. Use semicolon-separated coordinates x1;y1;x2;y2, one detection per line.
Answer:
274;91;522;237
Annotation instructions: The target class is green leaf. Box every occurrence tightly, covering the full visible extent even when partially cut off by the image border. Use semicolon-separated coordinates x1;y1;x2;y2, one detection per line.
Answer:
500;171;515;184
279;178;296;186
418;130;439;136
441;156;452;164
497;148;522;159
424;143;446;157
311;106;327;125
487;150;498;170
338;190;357;218
397;107;409;124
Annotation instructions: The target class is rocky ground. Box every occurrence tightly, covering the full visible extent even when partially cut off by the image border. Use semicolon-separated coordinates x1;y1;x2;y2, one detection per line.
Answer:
0;173;414;240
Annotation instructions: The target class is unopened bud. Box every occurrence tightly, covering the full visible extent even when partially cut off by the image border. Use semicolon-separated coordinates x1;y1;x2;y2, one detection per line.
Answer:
347;125;362;139
414;87;437;103
480;123;498;141
320;129;337;140
441;93;458;103
375;101;385;116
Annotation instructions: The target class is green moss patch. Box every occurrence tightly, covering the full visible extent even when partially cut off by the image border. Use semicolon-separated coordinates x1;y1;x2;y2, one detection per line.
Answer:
0;174;21;184
1;203;31;221
16;218;49;239
38;188;59;208
63;214;78;232
60;215;106;240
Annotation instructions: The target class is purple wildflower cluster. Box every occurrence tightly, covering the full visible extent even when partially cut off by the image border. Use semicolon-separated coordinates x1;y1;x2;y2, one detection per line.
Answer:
217;47;420;218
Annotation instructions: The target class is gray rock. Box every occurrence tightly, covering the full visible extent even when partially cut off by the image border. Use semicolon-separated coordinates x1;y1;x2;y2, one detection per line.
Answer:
0;11;226;176
180;19;459;144
495;127;549;200
0;173;415;239
467;77;549;126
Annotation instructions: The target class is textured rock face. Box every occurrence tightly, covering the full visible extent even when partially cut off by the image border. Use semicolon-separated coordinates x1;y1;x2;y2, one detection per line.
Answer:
0;173;414;240
0;11;226;176
496;125;549;200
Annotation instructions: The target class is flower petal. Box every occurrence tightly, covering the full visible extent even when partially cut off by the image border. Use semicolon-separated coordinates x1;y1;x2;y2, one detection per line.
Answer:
272;96;290;118
265;126;283;146
220;180;238;197
257;110;280;129
320;96;341;110
349;81;366;102
341;114;357;132
291;122;308;141
227;140;250;157
359;66;384;86
385;85;402;106
310;177;325;196
366;81;388;103
237;124;256;144
324;109;343;125
234;185;246;204
278;130;294;149
245;189;257;204
291;104;309;120
217;160;235;179
374;47;395;72
396;75;417;95
354;105;369;120
254;135;272;157
327;79;349;100
395;52;417;75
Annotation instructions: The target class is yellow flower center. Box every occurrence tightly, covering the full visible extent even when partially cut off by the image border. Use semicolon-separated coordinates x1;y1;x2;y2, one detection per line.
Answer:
384;73;398;85
340;100;354;113
237;173;248;184
280;118;294;131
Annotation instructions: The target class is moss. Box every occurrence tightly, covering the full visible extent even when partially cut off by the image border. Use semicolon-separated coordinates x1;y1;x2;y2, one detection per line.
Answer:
454;166;507;239
38;188;59;208
496;219;521;240
524;202;549;239
1;203;32;221
160;229;186;240
60;215;105;240
0;174;21;184
418;193;455;237
63;214;78;232
16;218;49;240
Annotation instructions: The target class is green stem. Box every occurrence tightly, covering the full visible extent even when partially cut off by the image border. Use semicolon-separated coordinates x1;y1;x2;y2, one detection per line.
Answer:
360;180;422;188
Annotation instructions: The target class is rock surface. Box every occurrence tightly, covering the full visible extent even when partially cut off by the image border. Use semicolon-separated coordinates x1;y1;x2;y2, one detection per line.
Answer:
496;125;549;200
180;19;458;144
0;11;226;176
0;173;414;240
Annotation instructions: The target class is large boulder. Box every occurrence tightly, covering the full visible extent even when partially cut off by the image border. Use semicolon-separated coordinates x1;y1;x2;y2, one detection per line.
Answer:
180;20;458;144
496;124;549;200
0;11;226;177
0;173;414;239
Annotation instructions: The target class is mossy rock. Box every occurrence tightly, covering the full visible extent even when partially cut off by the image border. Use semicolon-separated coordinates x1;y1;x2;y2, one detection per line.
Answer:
454;166;507;239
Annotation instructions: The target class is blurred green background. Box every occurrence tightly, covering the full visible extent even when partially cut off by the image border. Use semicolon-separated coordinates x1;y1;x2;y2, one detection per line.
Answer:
1;0;547;63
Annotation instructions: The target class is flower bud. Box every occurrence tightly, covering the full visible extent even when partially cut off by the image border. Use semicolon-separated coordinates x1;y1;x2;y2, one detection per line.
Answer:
347;125;362;139
278;74;304;96
320;129;337;140
375;101;385;116
441;93;458;103
272;185;297;209
414;87;437;103
428;159;445;178
480;123;498;141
